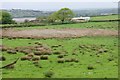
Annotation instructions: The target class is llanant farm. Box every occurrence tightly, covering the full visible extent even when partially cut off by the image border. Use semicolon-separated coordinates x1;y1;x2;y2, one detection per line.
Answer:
0;15;118;78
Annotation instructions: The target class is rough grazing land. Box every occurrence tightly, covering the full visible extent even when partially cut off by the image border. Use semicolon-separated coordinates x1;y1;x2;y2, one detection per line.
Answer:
1;28;118;38
1;36;118;78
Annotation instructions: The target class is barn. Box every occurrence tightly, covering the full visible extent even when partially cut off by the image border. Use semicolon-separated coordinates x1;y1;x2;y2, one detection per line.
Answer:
71;17;90;22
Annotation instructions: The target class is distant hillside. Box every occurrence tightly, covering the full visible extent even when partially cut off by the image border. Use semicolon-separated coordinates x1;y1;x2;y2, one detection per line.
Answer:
3;9;54;18
73;8;118;17
2;8;118;18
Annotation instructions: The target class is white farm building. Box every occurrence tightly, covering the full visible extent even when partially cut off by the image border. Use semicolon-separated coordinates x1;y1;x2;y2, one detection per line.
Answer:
71;17;90;22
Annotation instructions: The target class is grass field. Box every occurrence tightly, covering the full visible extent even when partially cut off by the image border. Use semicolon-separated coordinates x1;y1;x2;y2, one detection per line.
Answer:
1;36;118;78
14;21;118;30
0;15;118;78
91;15;118;21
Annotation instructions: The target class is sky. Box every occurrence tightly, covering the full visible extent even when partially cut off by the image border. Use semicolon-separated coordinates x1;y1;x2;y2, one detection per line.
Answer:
0;2;118;11
0;0;119;2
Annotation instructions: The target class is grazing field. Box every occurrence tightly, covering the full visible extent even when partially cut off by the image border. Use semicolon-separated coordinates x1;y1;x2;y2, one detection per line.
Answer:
0;15;118;78
91;15;118;21
14;21;118;30
1;36;118;78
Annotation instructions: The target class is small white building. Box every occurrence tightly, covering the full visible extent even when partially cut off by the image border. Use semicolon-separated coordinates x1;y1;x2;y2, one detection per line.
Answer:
71;17;90;22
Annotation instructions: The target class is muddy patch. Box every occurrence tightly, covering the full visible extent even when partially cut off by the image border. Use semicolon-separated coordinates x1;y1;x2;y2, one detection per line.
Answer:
1;28;118;39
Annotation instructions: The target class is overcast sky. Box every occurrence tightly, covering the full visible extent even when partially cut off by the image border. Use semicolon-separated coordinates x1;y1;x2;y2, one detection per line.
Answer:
1;2;118;11
0;0;119;2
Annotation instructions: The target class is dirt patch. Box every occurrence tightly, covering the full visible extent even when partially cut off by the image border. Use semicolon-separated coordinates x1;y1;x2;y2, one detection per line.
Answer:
0;28;118;39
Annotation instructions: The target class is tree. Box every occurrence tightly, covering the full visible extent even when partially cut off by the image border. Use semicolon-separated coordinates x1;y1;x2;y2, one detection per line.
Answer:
47;12;58;23
24;19;29;23
0;11;14;24
57;8;74;23
36;16;47;22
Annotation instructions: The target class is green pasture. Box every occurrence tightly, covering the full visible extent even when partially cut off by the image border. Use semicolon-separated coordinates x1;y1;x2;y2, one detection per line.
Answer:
14;21;118;30
91;15;118;21
1;36;118;78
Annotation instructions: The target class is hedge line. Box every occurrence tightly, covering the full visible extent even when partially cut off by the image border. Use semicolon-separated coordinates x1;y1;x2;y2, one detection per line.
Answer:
90;19;120;22
0;19;119;28
0;23;46;28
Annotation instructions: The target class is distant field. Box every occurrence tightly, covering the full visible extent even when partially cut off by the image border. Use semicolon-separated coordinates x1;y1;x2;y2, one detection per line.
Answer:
1;36;118;78
1;14;118;78
0;15;118;30
91;15;118;21
14;21;118;30
14;15;118;30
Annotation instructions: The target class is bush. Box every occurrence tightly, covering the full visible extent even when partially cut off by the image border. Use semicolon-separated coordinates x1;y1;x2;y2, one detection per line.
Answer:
40;55;48;60
21;56;31;61
21;49;31;54
53;51;62;55
44;71;54;78
0;56;6;61
34;51;42;55
7;49;17;54
32;56;40;61
87;65;94;70
108;57;114;61
74;59;79;63
57;58;65;63
27;53;34;58
1;11;15;24
2;47;7;51
57;54;64;58
65;58;72;62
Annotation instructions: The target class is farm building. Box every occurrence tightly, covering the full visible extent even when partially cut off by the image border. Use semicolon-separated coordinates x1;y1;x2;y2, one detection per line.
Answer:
71;17;90;22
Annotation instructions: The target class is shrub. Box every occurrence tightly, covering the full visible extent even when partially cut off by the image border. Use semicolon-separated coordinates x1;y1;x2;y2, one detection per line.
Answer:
44;71;54;78
57;54;64;58
71;58;76;62
34;51;42;55
34;42;43;45
40;55;48;60
43;51;52;55
72;52;77;55
103;49;108;53
21;49;31;54
65;58;72;62
35;42;39;44
33;61;39;64
21;56;31;61
37;48;52;55
28;42;31;44
0;56;6;61
27;53;34;58
108;57;114;61
2;47;7;51
32;56;40;61
74;59;79;63
51;45;59;48
53;51;62;55
57;58;65;63
97;49;105;54
7;50;17;54
87;65;94;70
